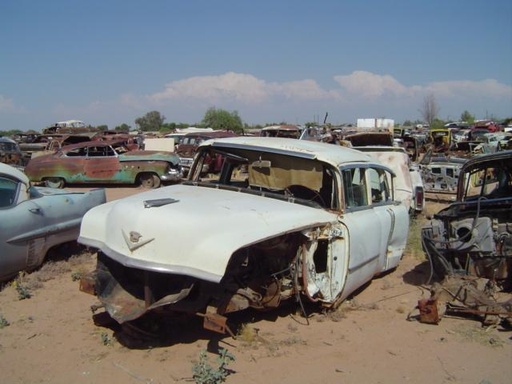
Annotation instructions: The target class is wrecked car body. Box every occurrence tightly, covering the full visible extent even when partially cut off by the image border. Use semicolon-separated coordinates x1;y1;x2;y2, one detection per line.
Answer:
78;137;409;333
176;130;238;176
24;140;182;189
421;151;512;325
422;150;512;283
0;136;23;166
0;163;106;282
343;132;425;214
419;150;467;194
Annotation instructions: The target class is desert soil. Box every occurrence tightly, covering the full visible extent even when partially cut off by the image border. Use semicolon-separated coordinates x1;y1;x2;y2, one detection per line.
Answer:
0;186;511;384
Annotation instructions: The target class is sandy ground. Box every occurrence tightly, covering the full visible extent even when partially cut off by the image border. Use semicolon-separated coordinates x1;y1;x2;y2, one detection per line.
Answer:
1;186;511;384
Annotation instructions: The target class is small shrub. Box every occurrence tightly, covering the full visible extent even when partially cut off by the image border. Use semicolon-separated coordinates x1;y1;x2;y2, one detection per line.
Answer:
71;271;83;281
35;260;71;282
0;314;10;329
13;273;32;300
327;308;347;322
100;332;113;346
237;323;259;343
192;348;235;384
280;335;305;346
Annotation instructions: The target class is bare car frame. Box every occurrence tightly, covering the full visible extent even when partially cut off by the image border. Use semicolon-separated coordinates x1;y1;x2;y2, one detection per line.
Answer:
421;150;512;326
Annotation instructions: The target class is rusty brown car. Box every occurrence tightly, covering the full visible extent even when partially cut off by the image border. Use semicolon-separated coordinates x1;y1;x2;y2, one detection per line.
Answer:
24;140;182;189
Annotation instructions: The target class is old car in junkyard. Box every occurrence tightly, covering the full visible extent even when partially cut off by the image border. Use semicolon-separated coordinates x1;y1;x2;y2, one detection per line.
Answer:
18;132;98;164
24;140;182;189
418;149;467;195
78;137;409;335
176;130;238;176
0;162;106;283
0;136;23;166
260;124;302;139
343;132;425;214
420;150;512;326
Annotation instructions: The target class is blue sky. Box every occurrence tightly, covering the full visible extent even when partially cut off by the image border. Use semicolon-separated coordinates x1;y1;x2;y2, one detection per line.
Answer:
1;0;511;131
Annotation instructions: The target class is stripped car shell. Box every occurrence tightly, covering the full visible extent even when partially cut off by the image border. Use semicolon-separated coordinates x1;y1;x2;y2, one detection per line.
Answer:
422;150;512;287
419;150;467;194
0;162;106;282
79;137;409;332
24;140;182;189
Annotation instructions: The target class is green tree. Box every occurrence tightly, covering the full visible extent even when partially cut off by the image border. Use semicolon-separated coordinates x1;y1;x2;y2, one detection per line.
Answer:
96;125;108;132
114;123;131;132
201;107;243;132
0;129;23;137
161;122;177;132
135;111;166;132
431;118;446;129
460;110;475;124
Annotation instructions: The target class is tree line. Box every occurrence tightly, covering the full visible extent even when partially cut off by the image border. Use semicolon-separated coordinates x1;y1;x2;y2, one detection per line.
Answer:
1;99;511;138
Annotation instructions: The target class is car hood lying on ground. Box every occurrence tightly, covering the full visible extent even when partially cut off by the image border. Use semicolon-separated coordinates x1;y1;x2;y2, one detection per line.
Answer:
78;184;337;283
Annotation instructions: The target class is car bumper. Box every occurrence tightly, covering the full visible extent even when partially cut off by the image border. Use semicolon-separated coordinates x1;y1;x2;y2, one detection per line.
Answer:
160;168;183;182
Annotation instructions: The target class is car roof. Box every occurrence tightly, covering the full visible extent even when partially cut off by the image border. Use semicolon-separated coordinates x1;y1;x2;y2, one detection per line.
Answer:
0;136;17;144
461;150;512;171
201;136;376;167
58;139;125;151
355;146;408;154
183;130;237;138
0;162;29;184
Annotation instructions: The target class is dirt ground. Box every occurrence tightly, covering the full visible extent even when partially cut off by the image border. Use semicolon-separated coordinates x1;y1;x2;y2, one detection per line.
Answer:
1;186;511;384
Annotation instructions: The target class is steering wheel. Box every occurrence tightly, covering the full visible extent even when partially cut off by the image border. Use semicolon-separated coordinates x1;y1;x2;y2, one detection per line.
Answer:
285;185;326;207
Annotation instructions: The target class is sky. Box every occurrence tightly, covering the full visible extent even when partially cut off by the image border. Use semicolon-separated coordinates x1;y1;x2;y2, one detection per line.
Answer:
1;0;511;131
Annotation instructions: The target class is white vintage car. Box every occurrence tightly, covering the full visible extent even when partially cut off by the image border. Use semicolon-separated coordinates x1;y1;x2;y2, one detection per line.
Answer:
343;132;425;214
78;137;409;333
356;147;425;214
0;162;106;282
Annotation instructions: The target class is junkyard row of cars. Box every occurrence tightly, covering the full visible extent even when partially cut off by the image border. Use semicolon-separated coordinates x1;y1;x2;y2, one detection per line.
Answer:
1;127;511;334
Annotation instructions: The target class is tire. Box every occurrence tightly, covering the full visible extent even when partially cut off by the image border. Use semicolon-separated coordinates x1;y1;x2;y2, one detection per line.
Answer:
44;177;65;189
139;173;161;189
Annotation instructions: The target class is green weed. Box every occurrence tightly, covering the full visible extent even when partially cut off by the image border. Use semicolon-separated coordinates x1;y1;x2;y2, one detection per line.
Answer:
13;273;32;300
0;314;10;329
100;332;113;346
192;348;235;384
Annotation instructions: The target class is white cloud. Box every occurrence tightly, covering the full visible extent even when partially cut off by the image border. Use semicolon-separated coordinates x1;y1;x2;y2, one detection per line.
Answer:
0;95;27;113
333;71;512;102
272;79;337;100
334;71;411;98
124;71;510;124
149;72;269;103
19;71;509;131
148;72;341;104
424;79;512;98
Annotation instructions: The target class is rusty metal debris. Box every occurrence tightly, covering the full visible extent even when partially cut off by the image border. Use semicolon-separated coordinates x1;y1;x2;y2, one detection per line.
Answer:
413;276;512;327
417;298;441;324
197;307;236;338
